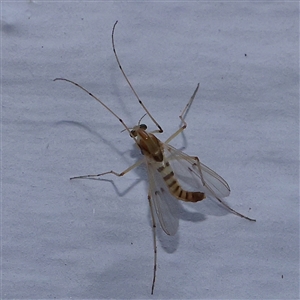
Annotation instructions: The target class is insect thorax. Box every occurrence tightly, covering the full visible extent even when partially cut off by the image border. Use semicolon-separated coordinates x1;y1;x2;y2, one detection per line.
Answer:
136;131;163;162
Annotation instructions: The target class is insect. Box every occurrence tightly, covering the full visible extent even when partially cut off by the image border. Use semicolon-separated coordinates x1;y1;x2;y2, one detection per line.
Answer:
54;21;256;295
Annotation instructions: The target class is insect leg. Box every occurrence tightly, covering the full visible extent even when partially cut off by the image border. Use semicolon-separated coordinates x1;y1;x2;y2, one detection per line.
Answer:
70;158;144;180
148;192;158;295
165;83;199;144
186;155;256;222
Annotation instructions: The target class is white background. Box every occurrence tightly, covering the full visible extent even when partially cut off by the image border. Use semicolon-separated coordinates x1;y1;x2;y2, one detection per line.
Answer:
2;2;299;299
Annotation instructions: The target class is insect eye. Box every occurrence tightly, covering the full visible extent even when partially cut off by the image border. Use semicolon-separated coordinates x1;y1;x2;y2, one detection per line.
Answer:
130;130;137;137
140;124;147;130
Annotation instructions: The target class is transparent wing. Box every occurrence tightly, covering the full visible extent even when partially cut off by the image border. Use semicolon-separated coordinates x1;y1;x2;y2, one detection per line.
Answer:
163;144;230;199
146;159;179;236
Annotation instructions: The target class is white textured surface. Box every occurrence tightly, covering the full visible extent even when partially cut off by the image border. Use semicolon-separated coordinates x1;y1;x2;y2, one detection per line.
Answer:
2;2;299;299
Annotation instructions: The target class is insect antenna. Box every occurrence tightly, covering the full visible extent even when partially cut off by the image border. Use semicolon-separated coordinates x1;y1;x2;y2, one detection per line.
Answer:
53;77;138;141
138;113;147;125
112;21;163;133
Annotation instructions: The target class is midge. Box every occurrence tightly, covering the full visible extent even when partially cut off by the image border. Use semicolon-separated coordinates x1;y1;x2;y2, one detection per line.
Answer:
55;21;255;295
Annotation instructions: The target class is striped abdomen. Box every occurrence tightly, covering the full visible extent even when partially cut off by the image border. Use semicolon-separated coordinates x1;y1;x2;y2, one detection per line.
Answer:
157;160;205;203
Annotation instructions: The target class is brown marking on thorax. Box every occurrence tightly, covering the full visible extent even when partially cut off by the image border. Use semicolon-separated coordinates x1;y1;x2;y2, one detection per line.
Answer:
136;130;163;162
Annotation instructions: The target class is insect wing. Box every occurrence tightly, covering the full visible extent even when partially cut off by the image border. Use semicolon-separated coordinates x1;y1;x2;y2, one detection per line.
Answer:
146;159;179;236
163;144;230;199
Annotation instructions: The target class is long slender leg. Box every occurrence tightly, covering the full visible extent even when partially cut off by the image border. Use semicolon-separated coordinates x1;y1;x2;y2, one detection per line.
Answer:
177;154;256;222
193;155;256;222
164;84;255;221
70;158;144;180
165;83;199;144
148;193;158;295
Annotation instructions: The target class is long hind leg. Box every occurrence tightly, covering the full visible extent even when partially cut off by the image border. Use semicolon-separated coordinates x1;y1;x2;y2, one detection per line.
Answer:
176;153;256;222
147;192;158;295
70;159;144;180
